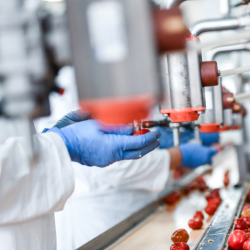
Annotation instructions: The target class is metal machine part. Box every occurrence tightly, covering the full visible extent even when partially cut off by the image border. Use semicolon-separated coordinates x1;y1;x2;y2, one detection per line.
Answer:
169;122;181;147
232;102;244;129
198;78;224;133
160;36;218;123
66;0;187;124
193;184;248;250
190;14;250;36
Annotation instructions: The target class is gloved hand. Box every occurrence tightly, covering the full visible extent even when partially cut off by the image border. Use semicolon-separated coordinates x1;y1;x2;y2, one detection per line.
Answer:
200;132;219;146
157;127;194;149
179;143;217;168
48;119;161;167
54;109;93;129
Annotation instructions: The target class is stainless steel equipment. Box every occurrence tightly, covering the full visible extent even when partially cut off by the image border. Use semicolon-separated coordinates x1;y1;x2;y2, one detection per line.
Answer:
160;35;218;145
66;0;187;124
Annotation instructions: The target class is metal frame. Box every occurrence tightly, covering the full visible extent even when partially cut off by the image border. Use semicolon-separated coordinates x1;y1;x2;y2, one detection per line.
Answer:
236;144;250;182
193;184;248;250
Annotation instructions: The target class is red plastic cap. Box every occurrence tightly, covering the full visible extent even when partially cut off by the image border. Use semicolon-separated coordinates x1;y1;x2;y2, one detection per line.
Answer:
231;125;241;130
160;107;205;123
199;123;221;133
153;7;187;53
223;92;234;109
233;102;241;113
219;125;230;132
79;94;155;125
200;61;219;87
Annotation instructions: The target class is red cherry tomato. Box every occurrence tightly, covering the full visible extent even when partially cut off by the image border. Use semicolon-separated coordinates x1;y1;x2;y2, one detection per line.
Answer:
242;216;250;227
188;218;203;230
244;229;250;239
170;242;190;250
132;128;150;136
207;197;221;206
193;211;204;221
242;205;250;217
243;238;250;250
171;229;189;243
228;230;248;250
234;218;248;230
165;191;181;205
243;205;250;211
205;203;218;216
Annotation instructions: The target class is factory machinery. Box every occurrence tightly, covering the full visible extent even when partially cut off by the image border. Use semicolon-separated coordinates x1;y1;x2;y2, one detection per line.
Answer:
4;0;250;249
75;0;250;250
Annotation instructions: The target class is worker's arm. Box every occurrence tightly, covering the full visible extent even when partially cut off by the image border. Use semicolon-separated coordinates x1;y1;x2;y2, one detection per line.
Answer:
168;143;217;170
44;110;161;167
0;132;74;225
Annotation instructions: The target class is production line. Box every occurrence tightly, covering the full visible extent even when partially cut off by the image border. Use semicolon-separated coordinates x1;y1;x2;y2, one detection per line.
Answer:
3;0;250;250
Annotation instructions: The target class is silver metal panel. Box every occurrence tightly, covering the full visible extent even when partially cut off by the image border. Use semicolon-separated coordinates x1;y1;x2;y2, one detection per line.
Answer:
186;40;204;109
66;0;161;100
194;185;248;250
167;52;191;109
224;109;233;126
214;78;224;124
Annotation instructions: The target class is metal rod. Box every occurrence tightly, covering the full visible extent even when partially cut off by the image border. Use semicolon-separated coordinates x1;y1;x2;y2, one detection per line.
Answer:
206;42;250;61
190;18;239;36
173;127;180;147
220;64;250;77
234;91;250;103
194;126;201;143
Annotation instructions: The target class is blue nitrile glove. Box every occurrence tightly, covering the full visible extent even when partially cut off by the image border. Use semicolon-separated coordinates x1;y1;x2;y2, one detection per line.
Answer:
48;120;161;167
179;143;217;168
157;127;194;149
53;109;92;129
200;132;219;146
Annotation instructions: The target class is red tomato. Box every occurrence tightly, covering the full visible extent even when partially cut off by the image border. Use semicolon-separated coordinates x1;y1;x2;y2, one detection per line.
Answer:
170;242;190;250
234;218;248;230
243;238;250;250
243;205;250;211
242;216;250;227
171;229;189;243
205;203;218;216
165;191;181;205
228;230;248;250
188;218;203;230
132;129;150;136
242;205;250;217
193;211;204;221
207;197;221;206
244;229;250;239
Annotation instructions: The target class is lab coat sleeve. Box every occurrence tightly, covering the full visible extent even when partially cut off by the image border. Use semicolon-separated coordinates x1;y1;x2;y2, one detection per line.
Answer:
81;149;170;193
0;132;74;225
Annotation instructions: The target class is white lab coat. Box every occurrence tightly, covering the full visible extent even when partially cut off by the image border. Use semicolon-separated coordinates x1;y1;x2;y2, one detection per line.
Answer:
33;66;172;250
0;124;75;250
55;149;171;250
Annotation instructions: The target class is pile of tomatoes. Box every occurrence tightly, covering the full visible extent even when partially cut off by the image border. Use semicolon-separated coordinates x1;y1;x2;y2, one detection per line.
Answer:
228;203;250;250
